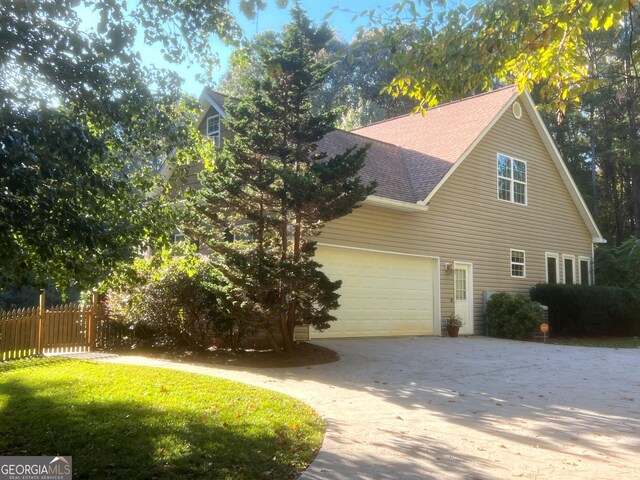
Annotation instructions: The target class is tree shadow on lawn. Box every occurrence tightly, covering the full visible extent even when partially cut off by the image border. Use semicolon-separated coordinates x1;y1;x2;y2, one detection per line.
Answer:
0;366;315;480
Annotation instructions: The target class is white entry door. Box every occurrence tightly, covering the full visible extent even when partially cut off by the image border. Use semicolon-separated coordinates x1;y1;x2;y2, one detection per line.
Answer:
454;263;473;335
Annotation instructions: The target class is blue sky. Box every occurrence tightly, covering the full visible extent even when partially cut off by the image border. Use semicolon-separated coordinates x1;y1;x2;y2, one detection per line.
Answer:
124;1;402;97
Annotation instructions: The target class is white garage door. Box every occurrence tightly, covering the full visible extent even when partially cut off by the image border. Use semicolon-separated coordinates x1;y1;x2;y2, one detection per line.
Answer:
311;246;436;338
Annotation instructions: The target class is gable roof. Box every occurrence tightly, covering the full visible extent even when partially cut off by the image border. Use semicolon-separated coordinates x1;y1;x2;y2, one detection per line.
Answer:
197;88;236;126
318;130;453;205
353;85;518;165
346;85;603;241
352;85;518;205
195;86;603;241
319;87;518;206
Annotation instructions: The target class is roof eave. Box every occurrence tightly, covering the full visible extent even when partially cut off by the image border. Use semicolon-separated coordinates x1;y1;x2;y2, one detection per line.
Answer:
197;89;227;126
364;195;428;212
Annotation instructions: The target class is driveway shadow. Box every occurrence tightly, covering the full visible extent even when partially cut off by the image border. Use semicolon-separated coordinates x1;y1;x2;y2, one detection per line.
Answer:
97;337;640;479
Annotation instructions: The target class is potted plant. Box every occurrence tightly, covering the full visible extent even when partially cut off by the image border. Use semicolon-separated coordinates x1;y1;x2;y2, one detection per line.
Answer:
446;313;464;337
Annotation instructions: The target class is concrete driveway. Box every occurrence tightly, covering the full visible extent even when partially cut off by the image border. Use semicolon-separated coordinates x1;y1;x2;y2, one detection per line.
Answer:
100;337;640;479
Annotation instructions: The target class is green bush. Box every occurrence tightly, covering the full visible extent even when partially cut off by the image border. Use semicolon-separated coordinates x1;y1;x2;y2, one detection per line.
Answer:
104;245;253;351
530;283;640;336
486;292;543;340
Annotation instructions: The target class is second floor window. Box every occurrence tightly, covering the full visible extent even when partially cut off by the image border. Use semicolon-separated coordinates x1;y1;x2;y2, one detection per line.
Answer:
207;114;221;148
497;153;527;205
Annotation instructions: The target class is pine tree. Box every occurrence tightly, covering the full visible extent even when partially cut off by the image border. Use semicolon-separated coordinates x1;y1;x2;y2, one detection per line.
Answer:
186;6;375;352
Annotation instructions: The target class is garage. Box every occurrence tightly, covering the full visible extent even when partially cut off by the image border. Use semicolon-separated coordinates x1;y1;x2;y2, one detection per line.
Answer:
310;245;437;338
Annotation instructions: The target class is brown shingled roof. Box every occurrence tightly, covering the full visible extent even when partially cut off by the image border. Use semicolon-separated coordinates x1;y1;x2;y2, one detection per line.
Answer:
347;85;518;204
318;131;453;204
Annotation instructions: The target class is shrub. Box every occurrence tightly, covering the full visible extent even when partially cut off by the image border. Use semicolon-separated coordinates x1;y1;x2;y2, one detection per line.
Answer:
104;245;254;351
530;283;640;337
486;292;543;340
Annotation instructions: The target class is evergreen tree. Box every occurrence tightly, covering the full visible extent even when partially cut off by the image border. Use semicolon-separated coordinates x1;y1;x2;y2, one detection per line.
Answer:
186;6;375;351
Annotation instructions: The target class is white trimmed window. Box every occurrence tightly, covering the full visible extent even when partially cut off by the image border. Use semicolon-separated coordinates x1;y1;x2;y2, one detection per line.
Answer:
563;255;575;284
206;114;221;147
579;256;591;285
510;249;526;277
545;253;559;284
497;153;527;205
173;232;186;243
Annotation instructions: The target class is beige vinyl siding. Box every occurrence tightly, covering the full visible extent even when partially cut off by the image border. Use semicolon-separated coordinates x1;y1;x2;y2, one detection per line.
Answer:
319;97;593;334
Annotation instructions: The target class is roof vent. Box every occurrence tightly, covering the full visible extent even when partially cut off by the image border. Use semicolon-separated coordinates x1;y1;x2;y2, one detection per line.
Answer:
512;101;523;119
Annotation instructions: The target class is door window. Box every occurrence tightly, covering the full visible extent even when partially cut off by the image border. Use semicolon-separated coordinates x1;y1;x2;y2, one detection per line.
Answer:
454;268;467;301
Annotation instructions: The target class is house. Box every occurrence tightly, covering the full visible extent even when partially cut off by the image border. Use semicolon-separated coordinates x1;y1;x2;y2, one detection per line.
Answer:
190;85;604;338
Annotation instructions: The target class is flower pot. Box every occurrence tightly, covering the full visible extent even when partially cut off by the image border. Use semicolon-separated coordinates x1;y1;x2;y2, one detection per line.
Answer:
447;325;460;337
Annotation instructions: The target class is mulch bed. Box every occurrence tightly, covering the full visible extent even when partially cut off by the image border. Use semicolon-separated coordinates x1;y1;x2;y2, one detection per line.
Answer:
115;341;340;369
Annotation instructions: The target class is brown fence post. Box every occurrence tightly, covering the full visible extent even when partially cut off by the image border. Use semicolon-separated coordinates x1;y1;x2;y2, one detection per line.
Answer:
37;290;45;355
88;292;98;352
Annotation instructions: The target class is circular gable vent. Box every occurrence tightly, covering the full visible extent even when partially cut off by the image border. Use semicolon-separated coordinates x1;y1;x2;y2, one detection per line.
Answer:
512;101;523;119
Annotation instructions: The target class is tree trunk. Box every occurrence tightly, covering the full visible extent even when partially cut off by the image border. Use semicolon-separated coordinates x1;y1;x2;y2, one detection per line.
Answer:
279;311;294;352
284;211;303;350
590;108;598;217
266;323;281;353
613;174;625;245
278;202;294;352
631;164;640;237
623;29;640;236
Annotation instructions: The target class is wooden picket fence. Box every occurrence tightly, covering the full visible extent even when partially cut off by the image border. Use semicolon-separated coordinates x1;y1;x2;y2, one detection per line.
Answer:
0;292;101;361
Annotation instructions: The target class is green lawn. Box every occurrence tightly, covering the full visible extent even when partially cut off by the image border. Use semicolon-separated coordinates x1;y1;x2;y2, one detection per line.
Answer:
0;357;324;479
547;337;640;348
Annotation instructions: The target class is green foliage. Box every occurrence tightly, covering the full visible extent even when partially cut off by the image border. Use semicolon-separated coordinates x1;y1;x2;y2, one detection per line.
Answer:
533;20;640;243
105;245;244;351
376;0;626;113
0;108;176;291
595;237;640;290
0;0;235;290
317;26;421;129
0;358;324;479
530;283;640;336
446;313;463;328
486;292;543;340
187;7;375;351
218;26;419;129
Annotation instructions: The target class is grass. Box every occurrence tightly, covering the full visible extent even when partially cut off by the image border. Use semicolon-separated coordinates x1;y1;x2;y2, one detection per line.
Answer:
546;336;640;348
0;357;324;479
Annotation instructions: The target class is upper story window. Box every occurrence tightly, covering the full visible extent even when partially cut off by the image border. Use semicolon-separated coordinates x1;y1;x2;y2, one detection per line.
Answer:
207;114;221;148
497;153;527;205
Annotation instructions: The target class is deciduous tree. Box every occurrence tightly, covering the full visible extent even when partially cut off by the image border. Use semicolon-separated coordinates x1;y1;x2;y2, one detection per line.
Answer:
0;0;249;290
376;0;628;113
